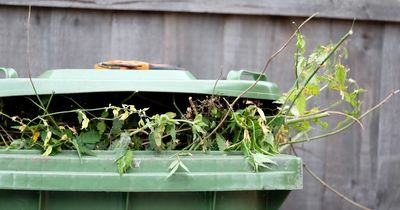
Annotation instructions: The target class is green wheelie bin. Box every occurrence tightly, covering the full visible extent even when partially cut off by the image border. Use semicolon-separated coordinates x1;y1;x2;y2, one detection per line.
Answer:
0;68;302;210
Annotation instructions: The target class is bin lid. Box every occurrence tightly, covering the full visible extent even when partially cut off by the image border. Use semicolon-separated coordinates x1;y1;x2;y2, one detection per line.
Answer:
0;69;280;100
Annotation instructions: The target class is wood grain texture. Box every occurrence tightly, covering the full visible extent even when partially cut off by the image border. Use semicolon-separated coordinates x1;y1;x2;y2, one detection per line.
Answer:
0;5;399;209
221;15;275;77
2;0;400;22
164;13;225;79
377;22;400;210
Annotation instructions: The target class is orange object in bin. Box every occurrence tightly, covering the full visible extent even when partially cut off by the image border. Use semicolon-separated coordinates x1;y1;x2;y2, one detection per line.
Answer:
94;60;182;70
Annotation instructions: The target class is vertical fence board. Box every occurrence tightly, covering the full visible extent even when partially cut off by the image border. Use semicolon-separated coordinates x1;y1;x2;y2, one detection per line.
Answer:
377;22;400;210
46;8;113;71
221;15;275;77
0;6;31;75
109;11;165;63
164;13;225;79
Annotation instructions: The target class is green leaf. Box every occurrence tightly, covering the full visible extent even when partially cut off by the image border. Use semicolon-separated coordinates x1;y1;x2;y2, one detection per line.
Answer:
165;112;176;119
9;139;25;149
71;138;82;160
149;128;162;149
252;152;277;170
168;125;176;141
215;133;227;151
304;84;320;96
111;118;123;135
96;121;107;135
269;116;285;128
166;159;190;179
78;130;100;144
179;161;190;173
294;93;306;116
116;150;133;175
113;132;131;160
292;121;311;132
296;31;306;54
263;133;275;146
72;137;95;156
77;111;83;123
335;64;347;89
101;110;109;118
166;159;180;179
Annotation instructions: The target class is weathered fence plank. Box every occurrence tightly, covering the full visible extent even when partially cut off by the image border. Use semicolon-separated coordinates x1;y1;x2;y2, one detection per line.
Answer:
2;0;400;22
377;22;400;210
164;13;225;79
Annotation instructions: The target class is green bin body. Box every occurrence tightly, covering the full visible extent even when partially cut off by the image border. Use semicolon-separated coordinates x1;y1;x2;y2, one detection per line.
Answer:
0;68;302;210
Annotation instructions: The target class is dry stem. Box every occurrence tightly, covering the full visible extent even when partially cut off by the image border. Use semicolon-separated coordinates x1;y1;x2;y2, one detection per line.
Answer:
291;145;372;210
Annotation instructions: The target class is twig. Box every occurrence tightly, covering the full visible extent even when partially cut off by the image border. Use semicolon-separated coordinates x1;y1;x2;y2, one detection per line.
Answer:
188;97;198;115
285;112;330;125
290;145;371;210
0;135;7;147
283;89;399;145
0;125;13;142
212;67;224;97
292;22;302;89
205;13;319;139
327;110;364;129
25;5;59;129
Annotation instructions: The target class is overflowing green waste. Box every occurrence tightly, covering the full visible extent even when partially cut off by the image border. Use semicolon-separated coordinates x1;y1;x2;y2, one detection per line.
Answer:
0;68;302;210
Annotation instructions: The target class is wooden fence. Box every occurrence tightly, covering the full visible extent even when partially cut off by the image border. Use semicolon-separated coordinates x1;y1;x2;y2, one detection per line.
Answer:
0;1;399;209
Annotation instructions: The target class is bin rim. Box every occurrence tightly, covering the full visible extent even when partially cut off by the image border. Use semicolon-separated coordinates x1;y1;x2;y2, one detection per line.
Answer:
0;149;302;192
0;69;280;100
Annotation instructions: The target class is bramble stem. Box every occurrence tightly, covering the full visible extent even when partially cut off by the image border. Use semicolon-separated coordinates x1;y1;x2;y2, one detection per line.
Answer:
283;89;399;145
285;112;330;125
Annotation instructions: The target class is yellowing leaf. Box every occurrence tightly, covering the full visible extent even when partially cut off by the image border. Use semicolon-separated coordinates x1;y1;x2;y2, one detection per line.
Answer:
61;134;68;141
256;108;266;122
42;145;52;156
113;109;119;118
120;110;130;121
128;105;136;112
68;126;77;135
18;125;26;132
138;119;145;127
32;131;40;143
44;131;52;146
81;118;89;130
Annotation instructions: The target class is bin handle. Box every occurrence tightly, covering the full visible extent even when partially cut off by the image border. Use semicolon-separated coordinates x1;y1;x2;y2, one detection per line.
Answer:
0;67;18;78
227;70;268;81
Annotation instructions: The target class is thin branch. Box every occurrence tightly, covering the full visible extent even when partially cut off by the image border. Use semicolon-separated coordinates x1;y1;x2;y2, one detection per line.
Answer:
283;89;399;145
212;67;224;98
285;111;330;125
327;110;364;129
290;145;371;210
25;5;59;129
0;125;13;142
188;97;198;115
205;13;319;139
0;134;7;147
